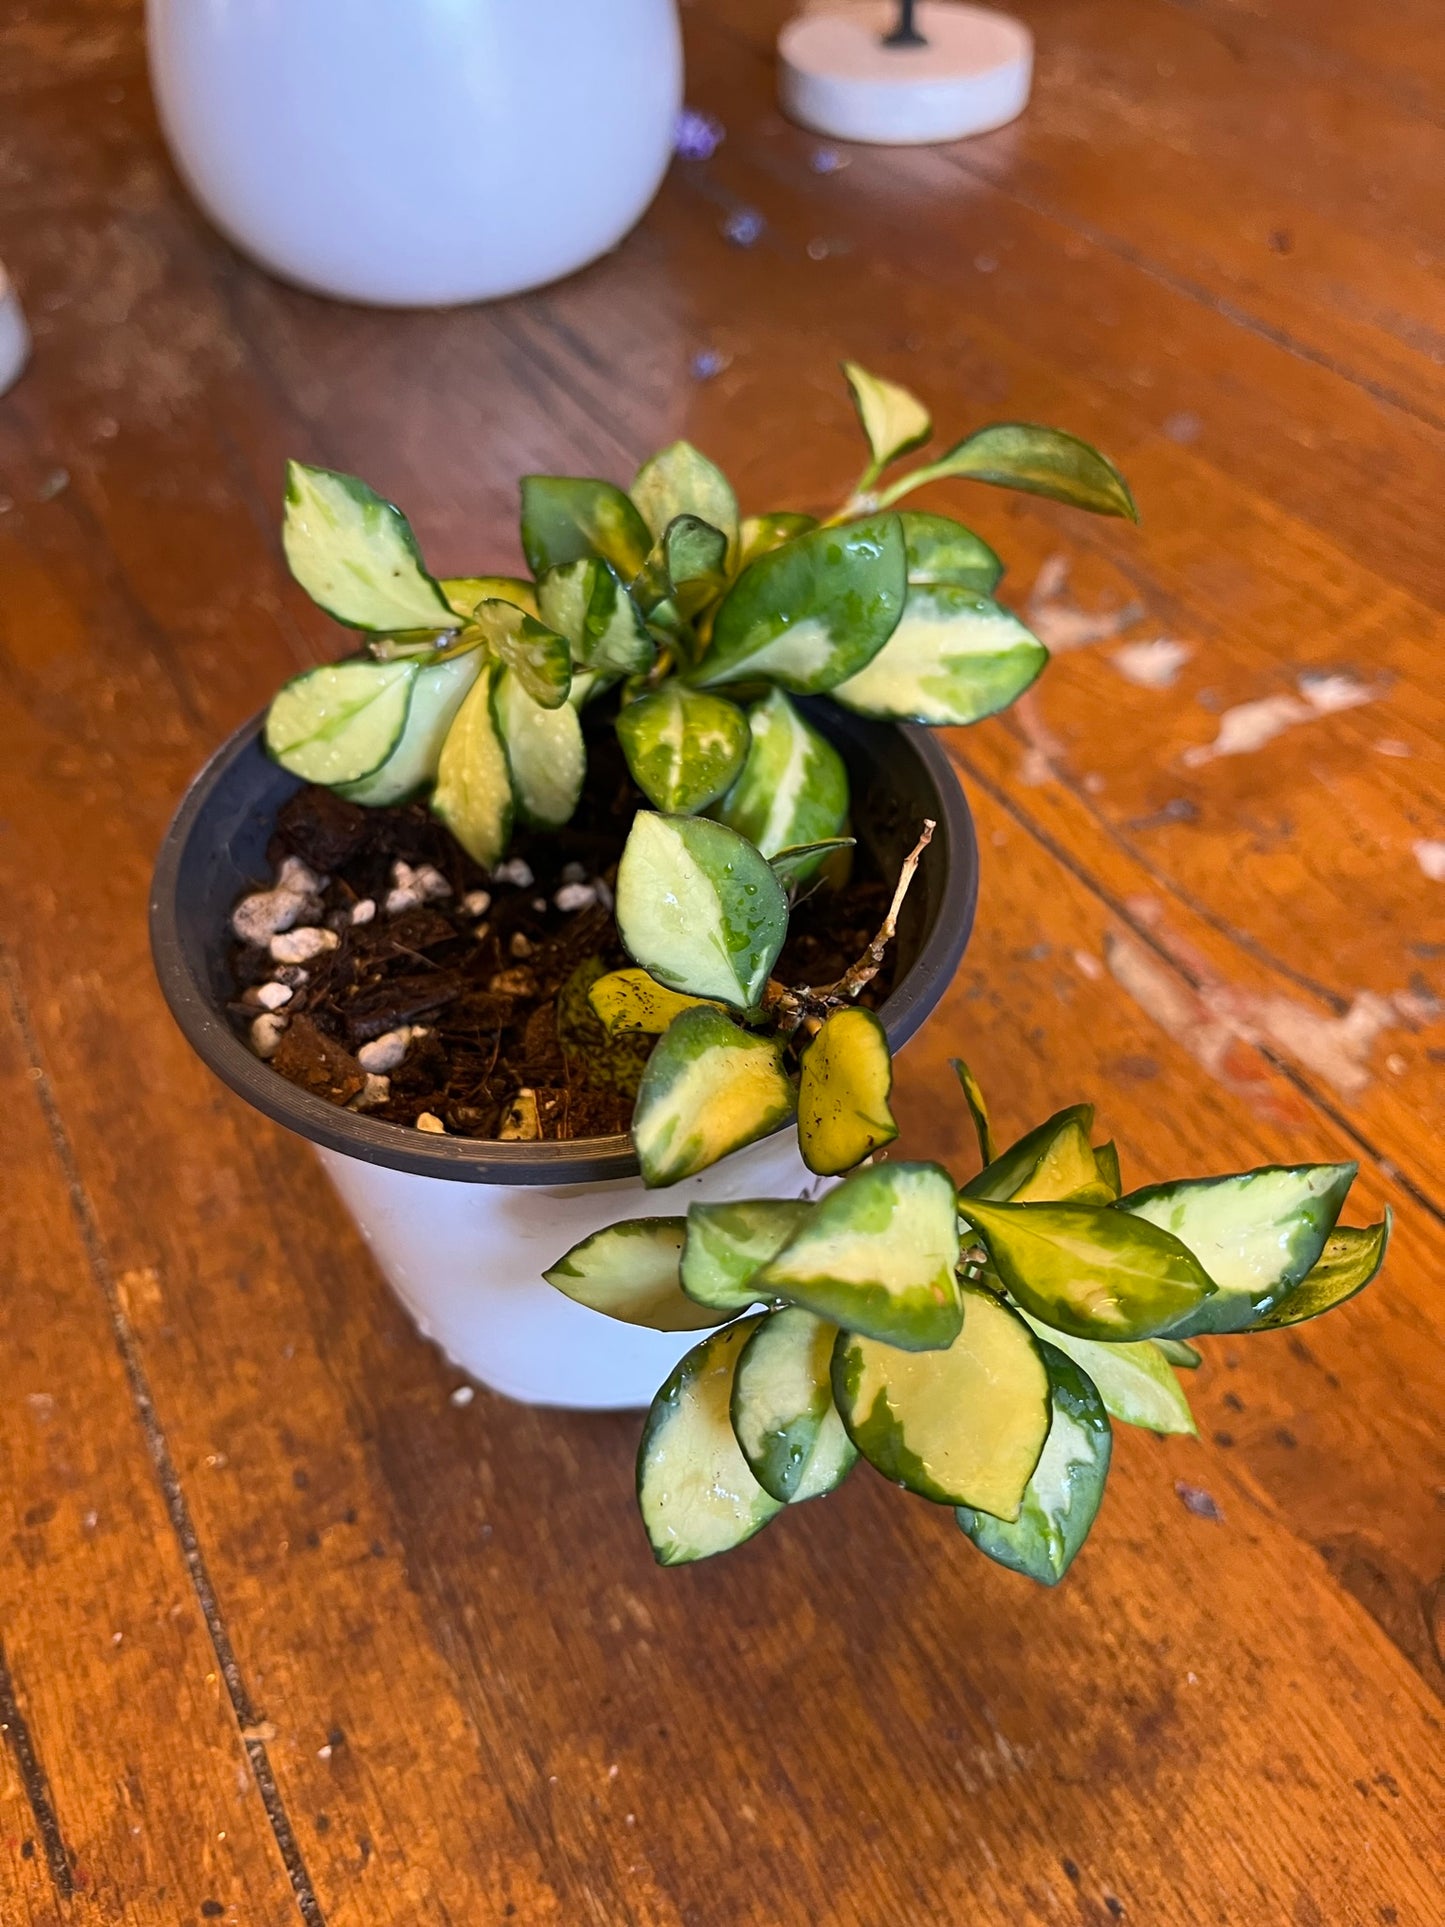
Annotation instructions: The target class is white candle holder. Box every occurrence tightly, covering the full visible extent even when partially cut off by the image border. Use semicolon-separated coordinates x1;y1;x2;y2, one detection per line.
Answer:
779;1;1032;145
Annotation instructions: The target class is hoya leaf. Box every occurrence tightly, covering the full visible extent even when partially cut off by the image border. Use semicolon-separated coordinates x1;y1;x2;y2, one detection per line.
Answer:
632;441;740;559
282;462;456;632
681;1199;812;1312
961;1104;1095;1203
1153;1336;1202;1369
632;1007;796;1188
769;838;856;890
950;1058;996;1168
492;666;585;829
637;1316;782;1565
831;585;1047;727
536;558;655;678
900;512;1003;594
1008;1118;1103;1204
1243;1212;1391;1331
842;360;932;471
711;686;850;865
1119;1162;1357;1336
337;646;484;806
265;658;418;786
961;1197;1217;1341
615;812;788;1009
1093;1140;1123;1200
797;1006;898;1177
753;1162;961;1352
470;600;571;709
1018;1314;1197;1437
440;575;538;620
615;683;750;815
833;1286;1050;1515
895;424;1137;521
543;1219;728;1331
737;512;819;570
696;514;907;693
731;1307;858;1504
588;969;719;1037
430;658;513;866
520;475;653;580
957;1339;1112;1582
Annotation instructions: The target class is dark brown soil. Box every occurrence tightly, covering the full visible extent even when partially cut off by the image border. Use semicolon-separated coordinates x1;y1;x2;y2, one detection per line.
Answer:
227;736;894;1142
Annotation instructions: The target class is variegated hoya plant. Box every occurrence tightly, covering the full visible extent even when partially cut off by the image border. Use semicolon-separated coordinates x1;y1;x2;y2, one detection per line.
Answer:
264;363;1390;1582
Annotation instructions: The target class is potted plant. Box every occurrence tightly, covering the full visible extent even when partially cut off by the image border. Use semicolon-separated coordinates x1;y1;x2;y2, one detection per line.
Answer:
153;363;1389;1515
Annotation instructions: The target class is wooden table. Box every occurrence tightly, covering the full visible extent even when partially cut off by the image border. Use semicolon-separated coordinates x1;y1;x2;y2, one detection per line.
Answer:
3;2;1442;1919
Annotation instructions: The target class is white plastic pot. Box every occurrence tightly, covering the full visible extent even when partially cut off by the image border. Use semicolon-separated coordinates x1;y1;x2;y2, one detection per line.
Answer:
145;0;683;308
152;712;977;1408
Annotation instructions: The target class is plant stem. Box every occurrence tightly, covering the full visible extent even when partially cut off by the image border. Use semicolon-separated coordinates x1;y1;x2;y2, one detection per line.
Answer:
882;0;927;48
817;818;936;1004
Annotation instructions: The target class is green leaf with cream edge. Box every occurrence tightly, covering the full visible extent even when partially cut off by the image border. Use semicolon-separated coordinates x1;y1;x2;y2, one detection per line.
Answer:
470;600;572;709
961;1104;1097;1203
615;812;788;1009
1017;1316;1196;1437
843;361;933;474
543;1220;726;1331
1243;1213;1391;1330
536;558;654;680
615;684;750;815
695;514;908;692
1118;1163;1357;1336
637;1317;782;1565
878;424;1138;522
752;1162;961;1351
710;687;850;865
519;475;652;580
265;659;418;787
961;1196;1217;1341
731;1307;858;1503
832;1286;1051;1515
282;462;457;632
430;658;513;866
631;1007;796;1188
680;1199;812;1313
796;1006;898;1177
632;441;740;562
900;513;1002;594
832;586;1047;727
337;646;485;806
493;669;585;830
957;1339;1112;1583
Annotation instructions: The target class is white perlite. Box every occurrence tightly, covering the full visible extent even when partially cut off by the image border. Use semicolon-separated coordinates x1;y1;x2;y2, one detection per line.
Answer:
250;1012;288;1059
385;860;452;915
492;858;534;889
350;898;377;926
348;1073;392;1110
416;1112;447;1134
270;925;339;965
255;981;293;1011
553;881;598;912
462;889;491;918
232;855;325;945
357;1027;416;1074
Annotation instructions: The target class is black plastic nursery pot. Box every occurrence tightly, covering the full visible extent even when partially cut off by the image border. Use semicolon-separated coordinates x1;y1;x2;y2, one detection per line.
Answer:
150;704;979;1185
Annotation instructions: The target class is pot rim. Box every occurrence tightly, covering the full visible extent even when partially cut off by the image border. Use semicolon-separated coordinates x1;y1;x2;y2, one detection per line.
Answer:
150;710;977;1185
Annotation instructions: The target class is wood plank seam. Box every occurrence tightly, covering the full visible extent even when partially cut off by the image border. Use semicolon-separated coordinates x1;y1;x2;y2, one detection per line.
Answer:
946;745;1445;1236
0;1638;75;1903
1;951;326;1927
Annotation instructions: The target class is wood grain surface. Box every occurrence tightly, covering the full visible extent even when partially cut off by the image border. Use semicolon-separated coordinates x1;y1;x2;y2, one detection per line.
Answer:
1;1;1441;1920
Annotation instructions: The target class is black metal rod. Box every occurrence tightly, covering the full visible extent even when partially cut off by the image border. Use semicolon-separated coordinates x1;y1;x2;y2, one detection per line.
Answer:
882;0;927;47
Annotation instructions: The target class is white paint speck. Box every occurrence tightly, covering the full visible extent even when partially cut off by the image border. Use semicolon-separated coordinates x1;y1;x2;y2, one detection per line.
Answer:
450;1385;474;1408
1111;637;1193;689
1413;840;1445;881
1183;673;1376;767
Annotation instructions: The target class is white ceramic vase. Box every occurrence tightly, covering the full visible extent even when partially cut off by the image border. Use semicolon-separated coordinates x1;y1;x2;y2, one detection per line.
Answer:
146;0;683;307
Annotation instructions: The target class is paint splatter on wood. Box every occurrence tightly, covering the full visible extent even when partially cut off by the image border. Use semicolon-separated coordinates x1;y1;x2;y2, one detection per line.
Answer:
1112;638;1194;689
1182;672;1377;767
1099;900;1431;1105
1413;840;1445;882
1026;555;1143;653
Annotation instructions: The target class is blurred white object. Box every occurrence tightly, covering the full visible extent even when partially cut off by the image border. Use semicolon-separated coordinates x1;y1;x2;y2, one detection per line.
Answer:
146;0;683;308
780;2;1032;145
0;263;30;395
